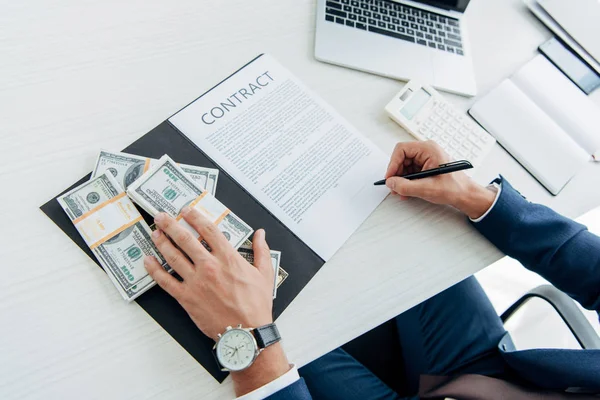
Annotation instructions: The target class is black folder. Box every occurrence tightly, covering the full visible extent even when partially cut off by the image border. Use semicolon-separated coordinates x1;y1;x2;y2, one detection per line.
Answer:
40;56;326;382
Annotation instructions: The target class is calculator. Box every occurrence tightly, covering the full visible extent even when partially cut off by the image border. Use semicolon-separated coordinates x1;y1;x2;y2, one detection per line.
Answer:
384;81;496;168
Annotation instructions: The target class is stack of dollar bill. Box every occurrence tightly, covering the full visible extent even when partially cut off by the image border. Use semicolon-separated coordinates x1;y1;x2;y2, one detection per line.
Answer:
57;171;168;301
126;154;254;250
92;150;220;195
58;150;288;302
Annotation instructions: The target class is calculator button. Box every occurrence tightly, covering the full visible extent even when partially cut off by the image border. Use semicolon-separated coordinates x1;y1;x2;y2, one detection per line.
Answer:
450;121;460;130
438;102;446;109
459;128;469;136
431;114;440;122
436;120;446;129
424;121;433;129
441;134;450;142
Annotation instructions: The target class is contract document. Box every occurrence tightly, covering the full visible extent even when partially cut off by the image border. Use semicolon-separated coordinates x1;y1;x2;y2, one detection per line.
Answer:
169;54;389;260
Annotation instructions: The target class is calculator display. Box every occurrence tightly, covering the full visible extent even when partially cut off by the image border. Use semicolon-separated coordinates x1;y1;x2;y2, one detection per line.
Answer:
400;88;431;120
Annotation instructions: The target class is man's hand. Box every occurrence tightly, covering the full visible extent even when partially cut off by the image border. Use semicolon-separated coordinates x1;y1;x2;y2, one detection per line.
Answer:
385;141;496;219
144;207;290;396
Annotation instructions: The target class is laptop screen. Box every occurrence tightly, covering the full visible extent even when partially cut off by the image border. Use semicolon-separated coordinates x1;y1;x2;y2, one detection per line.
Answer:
413;0;471;13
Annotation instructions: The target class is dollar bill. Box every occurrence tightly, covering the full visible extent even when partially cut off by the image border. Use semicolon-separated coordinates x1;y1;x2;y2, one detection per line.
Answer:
58;171;169;301
179;163;219;195
127;154;252;250
206;171;218;195
239;239;281;298
92;150;151;190
92;150;219;195
276;266;289;288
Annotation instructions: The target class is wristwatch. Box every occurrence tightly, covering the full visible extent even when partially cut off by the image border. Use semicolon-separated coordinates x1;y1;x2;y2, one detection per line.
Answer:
213;323;281;371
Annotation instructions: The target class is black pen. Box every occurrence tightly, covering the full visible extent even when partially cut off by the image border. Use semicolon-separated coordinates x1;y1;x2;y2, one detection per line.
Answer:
373;160;473;185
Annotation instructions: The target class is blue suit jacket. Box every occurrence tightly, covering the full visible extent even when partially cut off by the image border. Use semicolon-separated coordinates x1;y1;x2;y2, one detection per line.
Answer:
268;179;600;399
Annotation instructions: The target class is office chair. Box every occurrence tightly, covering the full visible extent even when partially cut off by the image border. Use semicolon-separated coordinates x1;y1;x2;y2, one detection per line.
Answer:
343;284;600;394
500;284;600;350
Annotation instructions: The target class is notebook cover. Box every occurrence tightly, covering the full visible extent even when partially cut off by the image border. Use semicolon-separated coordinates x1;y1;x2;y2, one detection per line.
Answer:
40;120;325;382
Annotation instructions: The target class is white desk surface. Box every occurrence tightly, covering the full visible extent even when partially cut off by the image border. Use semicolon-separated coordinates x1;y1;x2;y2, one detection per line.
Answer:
1;0;599;398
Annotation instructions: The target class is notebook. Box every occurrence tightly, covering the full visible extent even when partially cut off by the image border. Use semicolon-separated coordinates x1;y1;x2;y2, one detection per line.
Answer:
537;0;600;63
40;54;389;382
469;55;599;195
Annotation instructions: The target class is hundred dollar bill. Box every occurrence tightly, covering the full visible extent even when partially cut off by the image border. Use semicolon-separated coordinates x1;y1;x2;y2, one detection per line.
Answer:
91;150;151;190
178;163;219;195
92;150;219;195
57;171;169;302
127;154;252;250
239;240;281;298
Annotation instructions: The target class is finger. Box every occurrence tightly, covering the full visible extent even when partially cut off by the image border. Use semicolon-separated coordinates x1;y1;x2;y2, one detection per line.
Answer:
385;142;430;178
154;212;210;262
385;143;410;179
144;256;185;299
385;176;430;198
252;229;273;277
180;206;231;254
151;228;196;280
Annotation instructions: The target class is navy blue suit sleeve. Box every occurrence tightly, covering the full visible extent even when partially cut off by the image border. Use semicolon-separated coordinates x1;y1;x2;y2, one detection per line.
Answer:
473;178;600;315
265;378;312;400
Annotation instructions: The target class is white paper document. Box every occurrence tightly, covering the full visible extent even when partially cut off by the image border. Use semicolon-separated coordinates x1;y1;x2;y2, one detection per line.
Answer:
169;54;389;260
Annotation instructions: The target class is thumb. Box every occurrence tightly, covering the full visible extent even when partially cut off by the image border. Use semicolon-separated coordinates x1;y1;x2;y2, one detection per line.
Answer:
252;229;272;276
386;177;426;198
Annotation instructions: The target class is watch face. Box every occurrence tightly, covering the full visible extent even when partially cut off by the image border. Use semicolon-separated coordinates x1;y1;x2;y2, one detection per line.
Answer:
216;329;257;371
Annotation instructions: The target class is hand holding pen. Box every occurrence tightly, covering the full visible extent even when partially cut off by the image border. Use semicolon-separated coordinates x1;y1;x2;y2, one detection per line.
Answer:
374;159;472;185
379;141;495;220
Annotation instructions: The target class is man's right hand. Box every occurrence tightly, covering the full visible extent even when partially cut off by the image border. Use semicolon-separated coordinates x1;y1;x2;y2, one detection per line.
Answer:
385;141;496;220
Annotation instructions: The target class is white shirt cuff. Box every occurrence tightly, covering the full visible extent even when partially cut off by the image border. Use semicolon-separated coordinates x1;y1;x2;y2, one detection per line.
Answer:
236;364;300;400
469;182;502;223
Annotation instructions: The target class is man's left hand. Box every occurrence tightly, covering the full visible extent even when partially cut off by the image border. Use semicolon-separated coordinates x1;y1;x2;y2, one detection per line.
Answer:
144;207;290;396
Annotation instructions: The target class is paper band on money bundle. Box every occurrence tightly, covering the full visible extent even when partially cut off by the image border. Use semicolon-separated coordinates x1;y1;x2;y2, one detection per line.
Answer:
57;171;169;302
92;150;220;195
127;154;253;250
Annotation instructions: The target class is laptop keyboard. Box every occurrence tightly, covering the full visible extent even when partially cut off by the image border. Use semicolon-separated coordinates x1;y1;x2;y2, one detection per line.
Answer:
325;0;464;55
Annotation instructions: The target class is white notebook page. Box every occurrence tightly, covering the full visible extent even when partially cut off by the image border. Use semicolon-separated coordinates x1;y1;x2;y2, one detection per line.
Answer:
470;79;588;195
512;55;600;158
169;54;389;260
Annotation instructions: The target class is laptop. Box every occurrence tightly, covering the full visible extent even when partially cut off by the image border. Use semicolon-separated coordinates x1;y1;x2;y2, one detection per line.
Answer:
315;0;477;96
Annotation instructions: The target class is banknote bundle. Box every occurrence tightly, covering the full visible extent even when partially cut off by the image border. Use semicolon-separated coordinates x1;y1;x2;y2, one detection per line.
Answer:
92;150;219;195
127;155;253;250
57;171;168;301
59;150;288;301
238;239;287;299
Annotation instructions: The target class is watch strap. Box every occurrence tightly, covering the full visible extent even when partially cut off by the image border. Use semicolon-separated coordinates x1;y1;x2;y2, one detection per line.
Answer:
252;323;281;349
